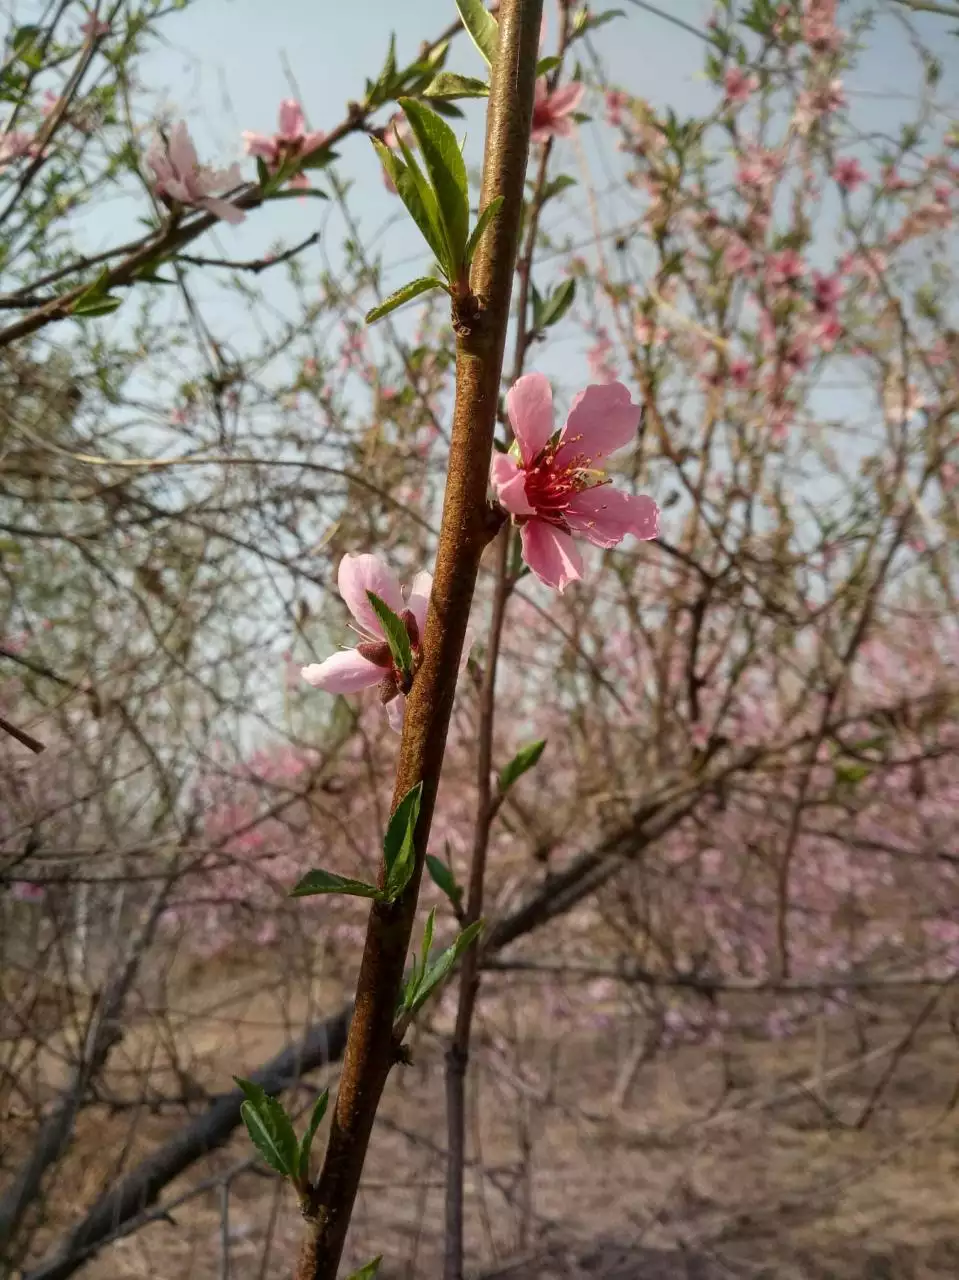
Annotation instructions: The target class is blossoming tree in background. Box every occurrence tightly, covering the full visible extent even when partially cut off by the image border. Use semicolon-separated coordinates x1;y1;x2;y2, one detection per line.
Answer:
2;1;959;1278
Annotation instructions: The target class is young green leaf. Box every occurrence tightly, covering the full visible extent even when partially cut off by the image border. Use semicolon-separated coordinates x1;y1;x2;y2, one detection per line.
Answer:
424;71;490;100
346;1259;382;1280
399;98;470;272
540;174;577;202
297;1088;329;1181
366;277;449;325
366;591;413;677
290;869;383;900
537;278;576;329
420;906;436;976
464;194;503;267
455;0;499;65
372;138;450;276
407;920;483;1015
234;1078;299;1178
300;145;338;171
383;781;424;902
425;853;463;909
498;739;547;794
536;55;561;76
72;295;123;318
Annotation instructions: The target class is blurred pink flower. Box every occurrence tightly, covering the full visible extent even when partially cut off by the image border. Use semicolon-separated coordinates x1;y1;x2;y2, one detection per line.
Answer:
146;122;245;224
832;156;866;191
724;67;758;106
243;99;324;191
605;89;630;126
587;332;618;383
80;13;110;38
530;80;584;144
490;373;659;591
301;553;432;732
380;113;413;193
10;881;45;903
0;129;36;168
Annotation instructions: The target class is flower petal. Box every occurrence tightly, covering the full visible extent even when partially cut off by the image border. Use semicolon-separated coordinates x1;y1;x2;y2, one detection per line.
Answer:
337;552;404;637
548;82;585;117
520;520;584;592
200;196;246;225
406;571;433;635
565;486;660;547
301;650;382;693
385;692;406;733
242;131;278;161
557;381;641;466
167;121;198;181
507;373;554;465
278;99;305;140
491;453;535;516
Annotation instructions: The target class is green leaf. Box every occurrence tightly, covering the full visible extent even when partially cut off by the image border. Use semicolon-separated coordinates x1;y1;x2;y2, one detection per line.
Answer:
834;760;871;786
300;146;338;171
428;99;466;119
290;869;383;900
399;97;469;272
536;55;561;76
297;1088;329;1181
234;1077;299;1178
540;174;577;201
420;906;436;977
424;71;490;100
383;781;424;903
346;1260;382;1280
372;139;450;276
407;920;483;1016
538;278;576;329
366;590;414;677
256;156;271;189
498;739;547;794
425;853;463;908
265;188;329;201
455;0;499;65
365;277;448;325
464;195;503;267
72;295;123;318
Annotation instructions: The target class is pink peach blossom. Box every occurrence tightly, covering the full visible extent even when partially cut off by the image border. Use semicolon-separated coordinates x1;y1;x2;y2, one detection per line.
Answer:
243;99;324;191
301;553;432;731
723;67;758;106
490;373;660;591
832;156;866;191
80;12;110;38
605;89;630;126
530;80;584;144
146;122;245;224
0;129;36;168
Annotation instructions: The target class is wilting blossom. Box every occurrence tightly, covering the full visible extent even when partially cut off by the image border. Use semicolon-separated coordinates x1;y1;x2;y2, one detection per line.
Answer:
490;373;660;591
301;553;431;732
530;79;584;144
146;122;245;224
242;99;324;191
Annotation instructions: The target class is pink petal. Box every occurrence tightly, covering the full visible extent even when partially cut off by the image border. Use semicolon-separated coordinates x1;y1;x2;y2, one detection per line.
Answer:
406;571;433;635
302;130;326;155
565;486;660;548
199;196;246;225
278;99;305;140
507;372;554;465
520;520;584;592
491;453;535;516
557;381;640;466
548;82;585;117
385;692;406;733
337;552;404;637
242;132;278;161
301;650;382;693
167;121;198;180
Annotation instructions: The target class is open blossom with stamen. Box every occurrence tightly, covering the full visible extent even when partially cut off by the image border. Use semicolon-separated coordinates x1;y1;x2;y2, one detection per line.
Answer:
490;373;660;592
301;553;431;732
146;122;245;224
242;99;324;191
530;80;584;144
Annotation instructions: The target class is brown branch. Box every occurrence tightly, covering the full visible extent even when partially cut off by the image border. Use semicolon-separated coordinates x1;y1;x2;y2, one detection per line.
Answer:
293;5;543;1276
